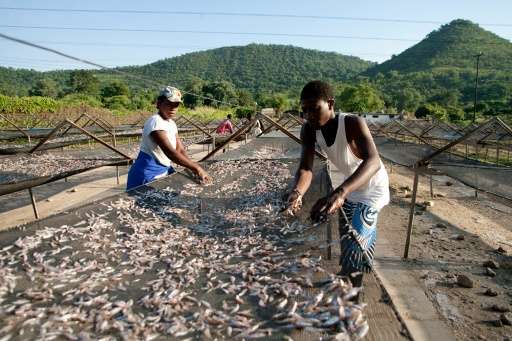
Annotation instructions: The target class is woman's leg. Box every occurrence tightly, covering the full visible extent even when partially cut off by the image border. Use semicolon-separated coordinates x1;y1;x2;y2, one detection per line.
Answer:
338;201;379;289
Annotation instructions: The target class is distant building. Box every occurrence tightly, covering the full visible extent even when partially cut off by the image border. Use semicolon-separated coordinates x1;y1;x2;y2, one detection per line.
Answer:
348;112;402;124
261;108;275;116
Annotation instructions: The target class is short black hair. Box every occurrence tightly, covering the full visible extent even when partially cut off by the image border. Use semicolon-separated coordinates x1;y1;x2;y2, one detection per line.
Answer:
227;114;232;119
300;80;334;101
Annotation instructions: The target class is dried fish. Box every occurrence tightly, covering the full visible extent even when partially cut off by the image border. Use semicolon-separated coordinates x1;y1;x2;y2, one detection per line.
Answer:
0;159;367;339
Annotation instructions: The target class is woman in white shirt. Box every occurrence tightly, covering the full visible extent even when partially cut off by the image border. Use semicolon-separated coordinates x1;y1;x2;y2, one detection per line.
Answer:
127;86;210;190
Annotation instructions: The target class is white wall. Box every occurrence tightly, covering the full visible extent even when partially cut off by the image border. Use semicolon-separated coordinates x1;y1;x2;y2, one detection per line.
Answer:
345;112;400;124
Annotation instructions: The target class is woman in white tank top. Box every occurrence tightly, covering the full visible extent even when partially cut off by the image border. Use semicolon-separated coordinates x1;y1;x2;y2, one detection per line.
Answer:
284;81;389;291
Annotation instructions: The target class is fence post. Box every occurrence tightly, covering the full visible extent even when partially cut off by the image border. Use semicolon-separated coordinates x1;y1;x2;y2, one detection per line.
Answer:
28;188;39;219
404;165;420;259
429;173;434;198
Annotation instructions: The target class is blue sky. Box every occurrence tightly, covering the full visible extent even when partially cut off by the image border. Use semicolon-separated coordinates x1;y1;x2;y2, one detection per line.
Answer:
0;0;511;71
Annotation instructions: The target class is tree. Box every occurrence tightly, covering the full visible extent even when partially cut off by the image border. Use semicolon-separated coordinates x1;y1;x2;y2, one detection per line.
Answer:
29;78;58;98
103;95;131;110
428;89;460;107
336;84;385;112
201;81;237;107
445;105;465;122
265;93;288;114
236;89;254;107
101;80;130;99
67;70;99;95
415;103;447;120
130;89;154;111
183;77;204;108
234;107;254;119
395;87;423;112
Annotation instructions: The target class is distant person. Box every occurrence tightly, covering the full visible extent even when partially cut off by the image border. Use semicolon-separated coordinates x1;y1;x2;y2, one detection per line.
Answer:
126;86;211;190
246;113;262;136
216;114;234;135
283;80;389;291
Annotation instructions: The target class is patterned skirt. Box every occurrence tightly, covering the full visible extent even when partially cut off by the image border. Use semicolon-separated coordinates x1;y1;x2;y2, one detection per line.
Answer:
338;201;379;275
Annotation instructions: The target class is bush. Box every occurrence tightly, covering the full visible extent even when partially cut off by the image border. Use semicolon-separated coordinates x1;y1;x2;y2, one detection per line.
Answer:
60;93;103;108
234;107;254;119
415;103;447;120
183;106;231;122
103;95;131;110
447;106;465;122
101;81;130;99
0;95;59;114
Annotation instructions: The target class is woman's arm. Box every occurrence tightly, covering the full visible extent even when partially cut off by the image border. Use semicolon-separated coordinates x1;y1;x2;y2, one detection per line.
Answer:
150;130;209;181
335;116;381;196
284;123;316;214
311;116;381;219
175;135;187;155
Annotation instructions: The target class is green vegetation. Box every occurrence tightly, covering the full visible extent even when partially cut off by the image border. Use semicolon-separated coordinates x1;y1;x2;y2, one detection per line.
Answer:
121;44;372;94
367;19;512;74
0;21;511;124
365;20;512;121
0;95;59;115
182;106;233;122
336;83;385;113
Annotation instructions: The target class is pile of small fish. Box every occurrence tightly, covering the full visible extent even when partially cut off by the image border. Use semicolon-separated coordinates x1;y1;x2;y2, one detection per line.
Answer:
0;159;368;340
0;153;121;184
0;136;203;184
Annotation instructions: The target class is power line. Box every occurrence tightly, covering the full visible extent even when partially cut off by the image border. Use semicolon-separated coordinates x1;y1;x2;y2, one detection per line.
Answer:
2;40;395;59
0;24;419;42
0;32;239;107
30;41;392;56
1;38;509;73
1;6;511;27
1;24;510;45
1;39;395;58
33;41;216;49
0;56;153;63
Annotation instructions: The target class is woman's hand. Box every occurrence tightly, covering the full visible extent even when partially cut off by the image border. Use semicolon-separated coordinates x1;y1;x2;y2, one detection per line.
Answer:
195;166;212;184
310;189;346;222
282;189;303;216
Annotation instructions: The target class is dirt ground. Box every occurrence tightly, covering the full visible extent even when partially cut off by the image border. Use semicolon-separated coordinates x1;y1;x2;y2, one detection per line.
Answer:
380;161;512;341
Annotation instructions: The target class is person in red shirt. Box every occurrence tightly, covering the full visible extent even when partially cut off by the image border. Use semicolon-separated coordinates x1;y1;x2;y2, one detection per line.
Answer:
216;114;234;135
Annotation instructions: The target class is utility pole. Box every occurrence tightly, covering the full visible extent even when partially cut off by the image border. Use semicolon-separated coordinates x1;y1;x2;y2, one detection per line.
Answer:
473;52;483;123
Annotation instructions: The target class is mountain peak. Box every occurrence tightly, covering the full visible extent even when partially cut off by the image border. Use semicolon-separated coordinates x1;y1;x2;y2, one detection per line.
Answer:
367;19;512;75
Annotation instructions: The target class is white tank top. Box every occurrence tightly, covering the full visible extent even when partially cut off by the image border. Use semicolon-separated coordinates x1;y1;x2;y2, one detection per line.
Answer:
316;113;390;210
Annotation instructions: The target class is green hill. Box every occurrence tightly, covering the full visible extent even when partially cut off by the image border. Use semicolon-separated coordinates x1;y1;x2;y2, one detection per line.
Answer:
0;44;373;97
364;20;512;117
119;44;373;93
366;19;512;75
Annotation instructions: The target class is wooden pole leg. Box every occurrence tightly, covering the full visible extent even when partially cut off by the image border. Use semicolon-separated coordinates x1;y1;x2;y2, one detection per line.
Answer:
429;174;434;198
404;166;420;259
28;188;39;219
